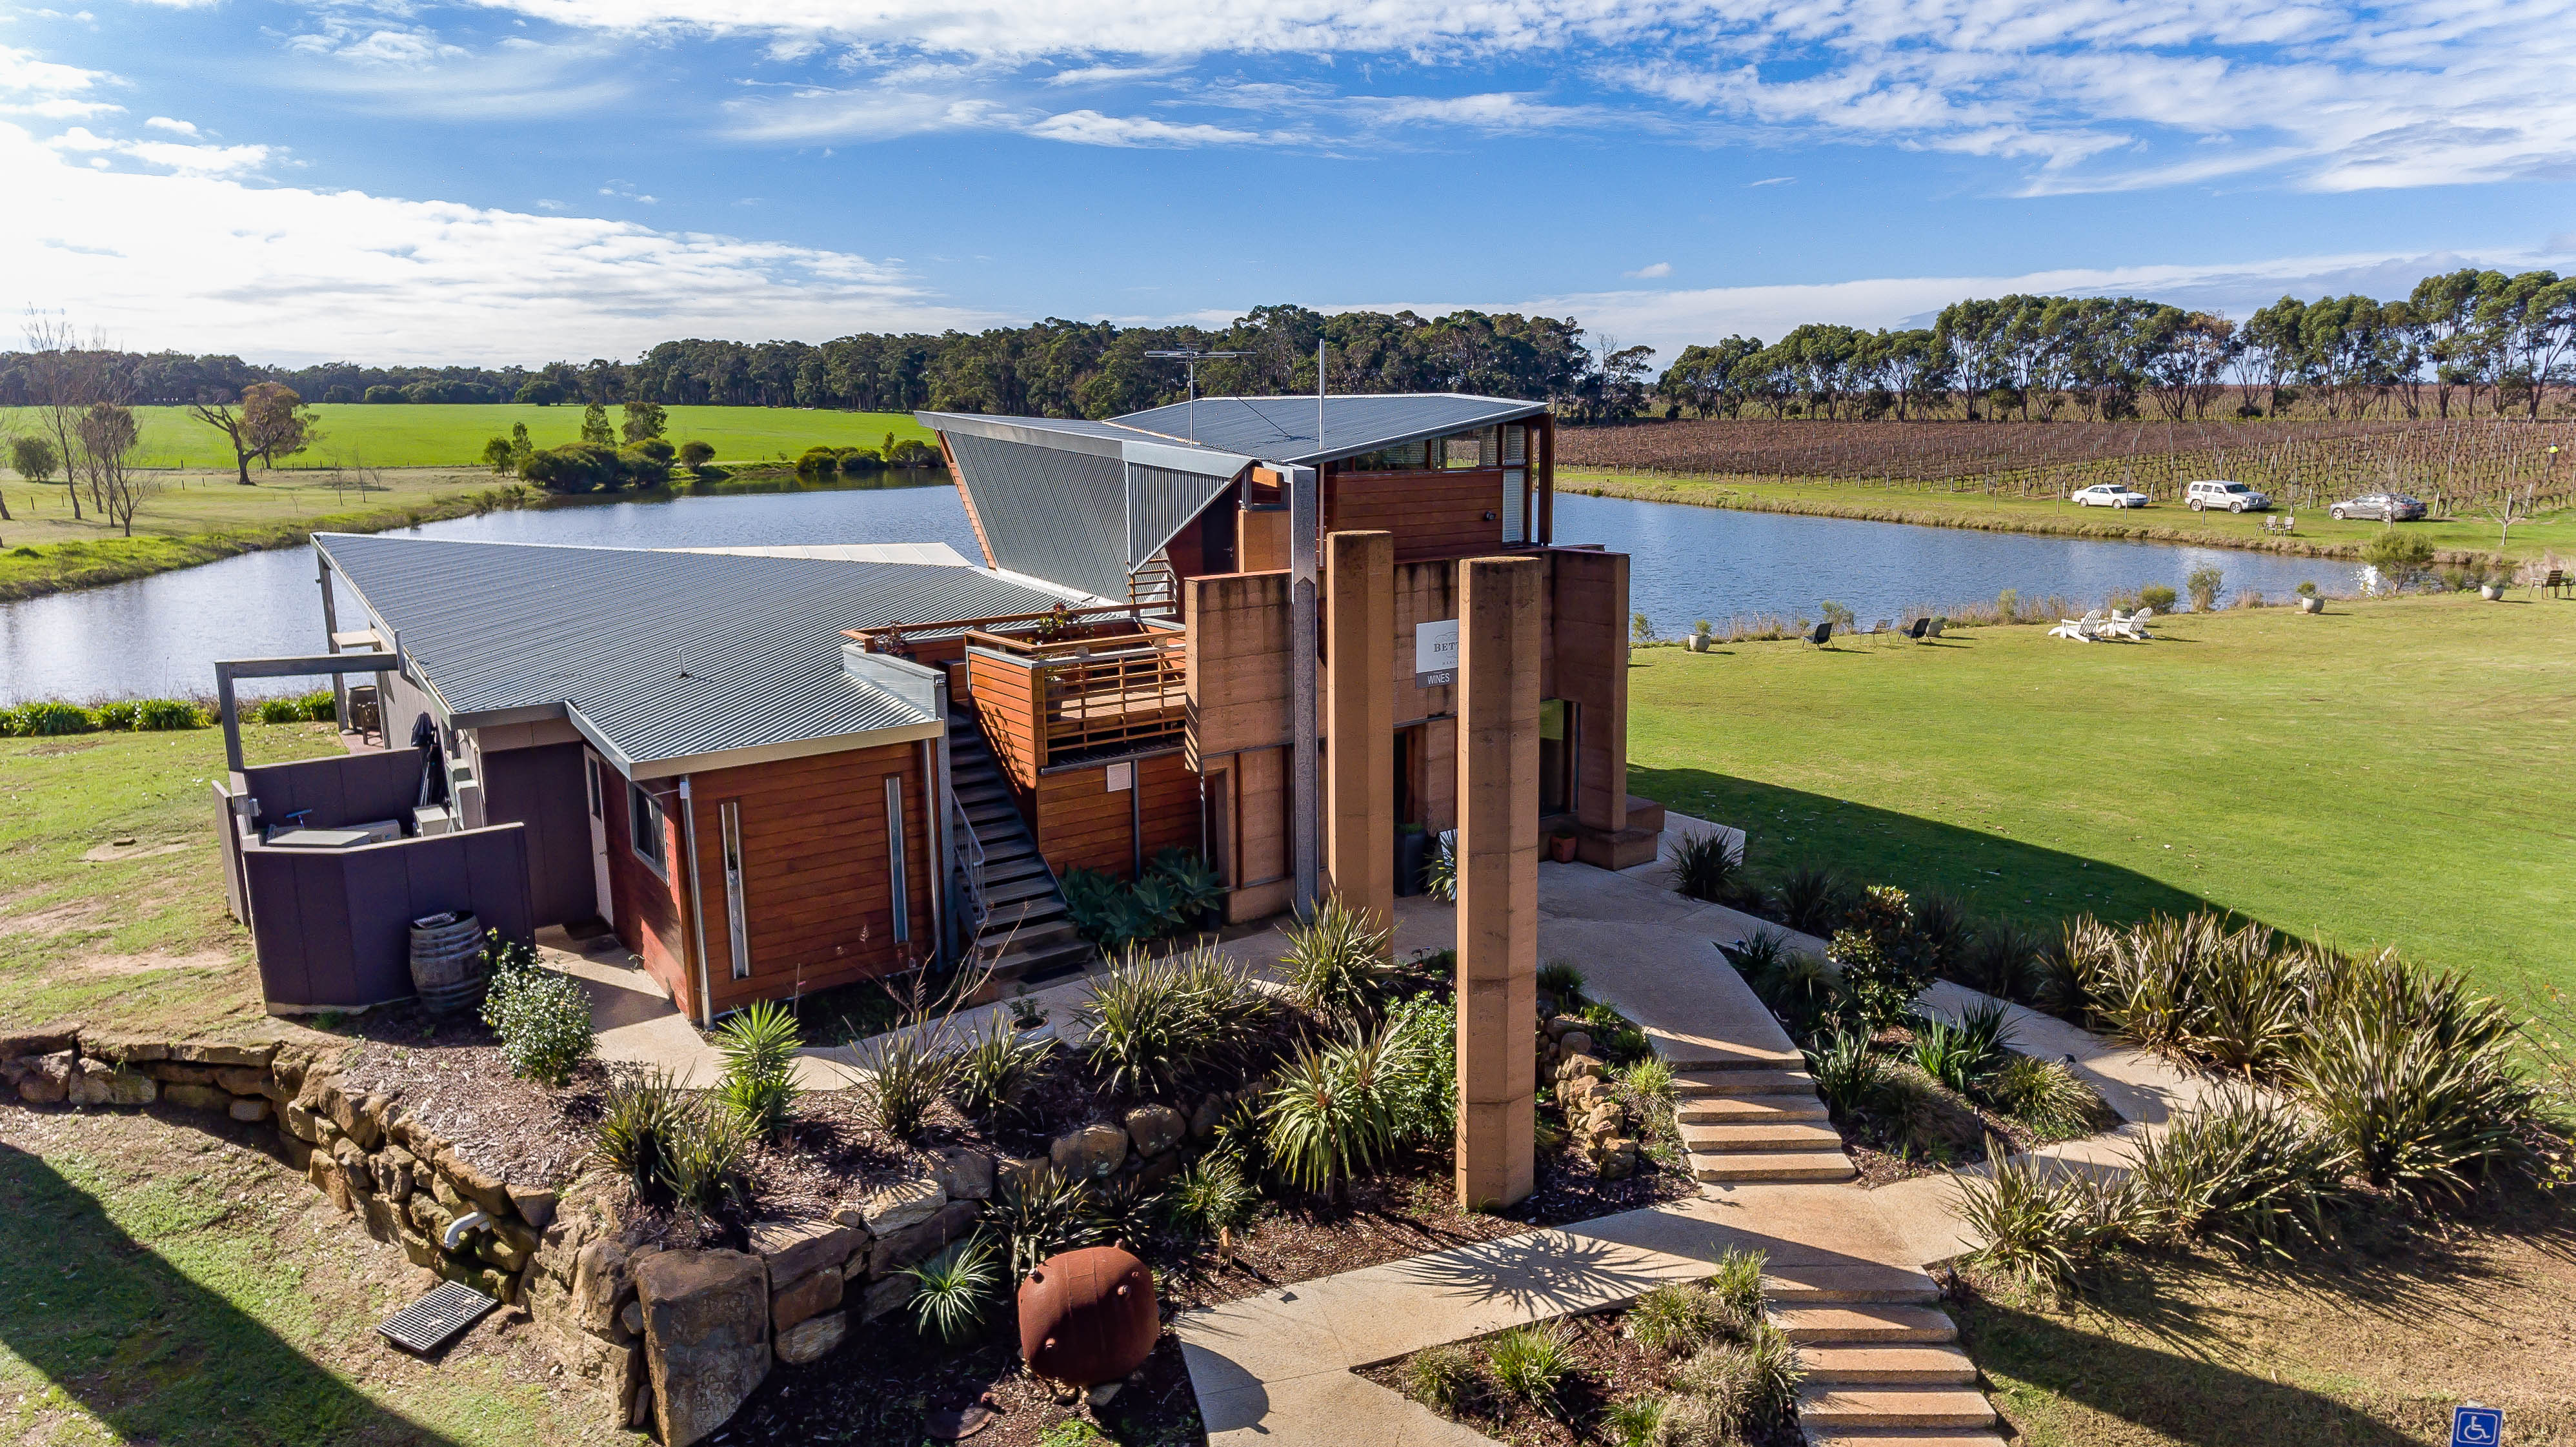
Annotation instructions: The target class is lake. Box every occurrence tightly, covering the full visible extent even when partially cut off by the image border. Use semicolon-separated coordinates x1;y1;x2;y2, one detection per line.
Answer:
0;484;2350;703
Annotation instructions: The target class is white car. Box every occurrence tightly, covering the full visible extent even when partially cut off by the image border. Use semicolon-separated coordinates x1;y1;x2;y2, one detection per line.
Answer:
2186;479;2271;512
2072;483;2148;509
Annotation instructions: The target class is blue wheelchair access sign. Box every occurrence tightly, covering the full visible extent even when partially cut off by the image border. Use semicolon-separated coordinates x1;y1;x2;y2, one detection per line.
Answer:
2451;1405;2503;1445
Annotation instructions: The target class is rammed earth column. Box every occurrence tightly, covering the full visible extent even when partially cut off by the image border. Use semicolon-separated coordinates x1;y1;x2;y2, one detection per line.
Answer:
1323;529;1396;941
1454;554;1541;1210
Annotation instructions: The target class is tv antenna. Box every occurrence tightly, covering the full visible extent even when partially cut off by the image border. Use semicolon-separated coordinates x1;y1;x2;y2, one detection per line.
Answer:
1145;349;1251;440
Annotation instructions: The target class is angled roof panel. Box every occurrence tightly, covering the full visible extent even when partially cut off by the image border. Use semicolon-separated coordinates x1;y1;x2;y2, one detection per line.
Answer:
314;534;1083;771
1111;393;1547;465
942;430;1134;601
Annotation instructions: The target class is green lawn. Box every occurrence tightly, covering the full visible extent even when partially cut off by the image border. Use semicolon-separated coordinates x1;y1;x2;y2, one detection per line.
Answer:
77;404;937;472
1624;591;2576;998
1566;469;2576;565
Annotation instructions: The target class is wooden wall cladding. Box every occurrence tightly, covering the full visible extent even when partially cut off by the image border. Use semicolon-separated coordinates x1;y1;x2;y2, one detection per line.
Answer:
1184;571;1294;760
1036;752;1199;881
1325;468;1509;562
967;649;1045;791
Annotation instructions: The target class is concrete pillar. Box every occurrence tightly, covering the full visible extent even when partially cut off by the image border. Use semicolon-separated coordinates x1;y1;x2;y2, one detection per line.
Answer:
1454;555;1542;1211
1325;531;1396;938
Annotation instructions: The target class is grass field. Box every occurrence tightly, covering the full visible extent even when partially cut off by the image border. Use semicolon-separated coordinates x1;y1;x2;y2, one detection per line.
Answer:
1624;591;2576;998
1567;468;2576;565
3;403;938;473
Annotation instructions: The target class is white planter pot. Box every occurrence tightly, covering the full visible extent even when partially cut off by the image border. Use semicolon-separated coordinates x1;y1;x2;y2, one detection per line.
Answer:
2480;584;2506;601
2299;596;2323;613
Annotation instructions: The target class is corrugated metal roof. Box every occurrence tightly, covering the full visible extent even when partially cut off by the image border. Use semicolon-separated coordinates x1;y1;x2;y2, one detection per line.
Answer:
1112;394;1546;465
944;430;1134;601
315;534;1082;770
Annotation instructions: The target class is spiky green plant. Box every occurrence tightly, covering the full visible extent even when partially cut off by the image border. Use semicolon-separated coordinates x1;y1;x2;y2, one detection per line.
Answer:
1703;1247;1767;1327
1670;831;1742;904
1802;1029;1885;1119
989;1166;1100;1277
1080;944;1269;1098
1536;960;1589;1006
1165;1153;1259;1244
2296;976;2535;1197
1958;919;2046;1002
1263;1029;1403;1200
660;1101;751;1216
1771;864;1851;938
712;998;802;1135
1624;1282;1722;1358
1084;1177;1165;1251
1668;1344;1758;1441
1485;1322;1575;1419
1616;1057;1676;1108
1283;896;1397;1027
905;1235;999;1343
948;1015;1058;1124
1404;1344;1476;1416
1982;1052;2101;1137
1958;1147;2146;1293
857;1024;953;1141
1736;1321;1805;1421
2128;1085;2348;1255
1605;1394;1667;1447
1910;892;1973;979
592;1064;681;1194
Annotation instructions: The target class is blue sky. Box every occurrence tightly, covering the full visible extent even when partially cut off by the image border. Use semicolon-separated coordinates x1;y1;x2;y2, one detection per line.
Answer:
4;0;2572;366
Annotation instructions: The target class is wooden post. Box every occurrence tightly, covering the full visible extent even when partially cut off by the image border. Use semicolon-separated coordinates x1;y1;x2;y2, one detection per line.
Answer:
1454;555;1542;1210
1324;531;1395;939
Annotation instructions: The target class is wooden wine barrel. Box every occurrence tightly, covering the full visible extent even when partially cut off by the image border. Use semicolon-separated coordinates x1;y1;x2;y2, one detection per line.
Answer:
408;912;487;1015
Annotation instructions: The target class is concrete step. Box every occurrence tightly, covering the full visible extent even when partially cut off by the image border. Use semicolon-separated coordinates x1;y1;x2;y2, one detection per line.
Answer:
1798;1388;1997;1432
1804;1433;2004;1447
1661;1043;1807;1073
1675;1094;1830;1125
1800;1344;1978;1386
1803;1421;1998;1432
1773;1304;1958;1346
1679;1120;1846;1153
1761;1264;1940;1305
1689;1149;1855;1183
1673;1068;1817;1097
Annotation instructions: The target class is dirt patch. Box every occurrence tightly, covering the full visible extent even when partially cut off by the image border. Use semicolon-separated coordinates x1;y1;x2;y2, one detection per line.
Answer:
332;1009;610;1188
0;898;108;938
70;949;235;976
81;839;195;863
1952;1191;2576;1446
21;739;106;756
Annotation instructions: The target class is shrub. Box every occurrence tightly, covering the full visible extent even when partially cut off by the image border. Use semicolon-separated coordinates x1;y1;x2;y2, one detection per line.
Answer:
1060;849;1227;950
905;1235;998;1343
2128;1086;2346;1255
1283;895;1396;1027
1982;1053;2100;1137
857;1024;952;1141
2359;529;2435;590
676;439;715;470
256;696;303;724
1958;1150;2143;1293
989;1166;1098;1277
1671;831;1743;904
1626;1282;1724;1357
1264;1029;1402;1199
135;698;201;731
1606;1394;1667;1447
1770;864;1850;938
11;701;94;736
1381;989;1459;1146
1536;960;1588;1006
92;700;137;730
1486;1322;1575;1418
478;935;595;1086
949;1016;1058;1124
1736;1321;1804;1422
1165;1153;1258;1244
1581;1000;1651;1064
593;1066;681;1194
1910;893;1973;979
2137;583;2179;612
1956;920;2045;1002
712;998;801;1135
2297;971;2535;1197
1720;927;1788;980
1405;1344;1476;1416
1080;945;1267;1098
1829;886;1935;1032
1617;1056;1676;1109
1804;1029;1885;1118
1704;1247;1767;1326
2186;565;2224;611
1911;1016;1987;1095
1667;1345;1758;1442
661;1102;751;1215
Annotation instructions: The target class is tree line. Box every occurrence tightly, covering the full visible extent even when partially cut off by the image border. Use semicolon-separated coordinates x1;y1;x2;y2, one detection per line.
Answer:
1659;268;2576;425
0;304;1621;421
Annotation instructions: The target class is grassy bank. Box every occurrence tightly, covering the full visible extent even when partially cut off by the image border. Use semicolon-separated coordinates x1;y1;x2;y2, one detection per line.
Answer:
23;403;940;472
1624;592;2576;998
1564;468;2576;565
0;722;343;1035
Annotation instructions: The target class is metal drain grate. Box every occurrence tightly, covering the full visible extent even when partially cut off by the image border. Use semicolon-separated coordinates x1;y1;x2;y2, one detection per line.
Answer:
377;1280;500;1353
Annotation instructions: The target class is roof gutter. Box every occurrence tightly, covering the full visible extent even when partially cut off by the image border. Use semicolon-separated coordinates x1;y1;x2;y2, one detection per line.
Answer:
564;701;943;783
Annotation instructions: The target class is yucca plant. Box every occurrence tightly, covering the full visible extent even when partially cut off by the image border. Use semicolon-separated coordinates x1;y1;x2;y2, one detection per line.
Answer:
712;998;802;1135
1536;960;1589;1006
1282;895;1397;1028
2128;1085;2348;1254
1080;944;1269;1098
1803;1029;1886;1119
1165;1153;1258;1246
593;1064;683;1194
948;1015;1058;1124
1771;864;1851;938
905;1235;999;1343
1958;919;2046;1002
1263;1029;1404;1200
1485;1322;1575;1419
858;1024;954;1141
660;1101;752;1216
1670;830;1742;904
989;1166;1100;1277
1982;1052;2101;1137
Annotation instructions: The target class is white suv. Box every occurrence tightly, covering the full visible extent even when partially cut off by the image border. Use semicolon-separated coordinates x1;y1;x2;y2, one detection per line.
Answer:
2186;480;2271;512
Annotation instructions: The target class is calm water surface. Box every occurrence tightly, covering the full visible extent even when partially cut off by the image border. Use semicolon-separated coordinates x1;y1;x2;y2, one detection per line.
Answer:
0;484;2348;703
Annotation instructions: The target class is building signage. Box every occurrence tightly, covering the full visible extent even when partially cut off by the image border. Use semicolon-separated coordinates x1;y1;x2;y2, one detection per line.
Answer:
1415;618;1460;688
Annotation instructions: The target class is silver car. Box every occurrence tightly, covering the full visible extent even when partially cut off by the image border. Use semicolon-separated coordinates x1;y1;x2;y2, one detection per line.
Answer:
2331;493;2427;521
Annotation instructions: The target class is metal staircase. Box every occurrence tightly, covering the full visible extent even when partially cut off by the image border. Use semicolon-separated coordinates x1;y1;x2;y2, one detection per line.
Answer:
946;709;1096;987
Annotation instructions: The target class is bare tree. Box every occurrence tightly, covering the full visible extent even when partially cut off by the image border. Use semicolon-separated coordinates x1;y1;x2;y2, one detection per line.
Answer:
21;309;115;521
75;402;154;536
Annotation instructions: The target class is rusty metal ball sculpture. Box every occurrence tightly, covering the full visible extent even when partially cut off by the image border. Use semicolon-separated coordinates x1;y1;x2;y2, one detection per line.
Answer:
1018;1246;1158;1390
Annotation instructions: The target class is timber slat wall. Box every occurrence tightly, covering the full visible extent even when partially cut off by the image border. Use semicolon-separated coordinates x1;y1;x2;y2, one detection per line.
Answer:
967;650;1045;793
1326;468;1510;561
1035;751;1197;881
603;777;692;1011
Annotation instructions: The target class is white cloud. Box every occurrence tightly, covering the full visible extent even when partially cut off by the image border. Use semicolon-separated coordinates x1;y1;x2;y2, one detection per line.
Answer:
0;41;117;118
1746;176;1793;187
41;121;270;174
143;114;197;134
1624;261;1672;279
279;33;632;119
0;121;989;365
1024;108;1268;147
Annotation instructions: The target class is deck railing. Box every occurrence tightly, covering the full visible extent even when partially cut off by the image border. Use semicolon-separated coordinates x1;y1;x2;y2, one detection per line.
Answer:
962;626;1187;784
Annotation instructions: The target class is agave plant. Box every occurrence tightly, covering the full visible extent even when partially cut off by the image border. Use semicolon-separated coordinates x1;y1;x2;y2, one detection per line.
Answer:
905;1235;999;1343
712;998;803;1135
1803;1029;1886;1119
1263;1028;1404;1200
1282;895;1396;1029
1671;830;1742;904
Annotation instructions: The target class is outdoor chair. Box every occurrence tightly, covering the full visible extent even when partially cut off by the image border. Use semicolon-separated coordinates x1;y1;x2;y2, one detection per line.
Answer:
1869;618;1894;644
1905;617;1931;641
2049;609;2106;642
1806;620;1835;649
1927;617;1947;638
2538;569;2566;599
2110;607;2153;641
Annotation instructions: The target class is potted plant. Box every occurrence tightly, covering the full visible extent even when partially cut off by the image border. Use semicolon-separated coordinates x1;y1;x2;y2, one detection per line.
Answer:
2479;560;2513;601
2295;580;2323;613
1394;822;1429;898
1688;619;1715;653
1547;834;1578;864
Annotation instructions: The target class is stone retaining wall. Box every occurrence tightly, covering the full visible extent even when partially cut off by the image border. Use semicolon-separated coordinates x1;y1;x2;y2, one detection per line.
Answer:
4;1023;1253;1447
